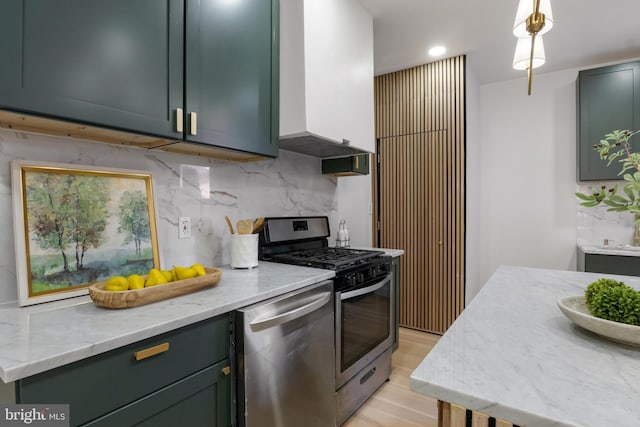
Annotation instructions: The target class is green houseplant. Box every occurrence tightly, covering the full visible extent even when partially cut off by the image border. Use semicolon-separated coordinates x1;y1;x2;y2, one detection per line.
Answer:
576;129;640;246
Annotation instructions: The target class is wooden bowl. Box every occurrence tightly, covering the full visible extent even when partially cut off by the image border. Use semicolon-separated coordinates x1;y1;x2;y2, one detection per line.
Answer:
88;267;222;309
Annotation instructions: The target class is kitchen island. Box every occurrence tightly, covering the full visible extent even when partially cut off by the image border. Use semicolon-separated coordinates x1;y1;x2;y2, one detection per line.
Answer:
411;266;640;427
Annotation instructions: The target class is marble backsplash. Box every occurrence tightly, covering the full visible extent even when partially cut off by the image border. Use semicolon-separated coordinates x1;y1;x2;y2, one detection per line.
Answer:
576;181;638;247
0;128;338;304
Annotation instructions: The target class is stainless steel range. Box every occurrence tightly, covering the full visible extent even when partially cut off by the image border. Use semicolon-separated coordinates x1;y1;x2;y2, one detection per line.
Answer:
259;216;394;426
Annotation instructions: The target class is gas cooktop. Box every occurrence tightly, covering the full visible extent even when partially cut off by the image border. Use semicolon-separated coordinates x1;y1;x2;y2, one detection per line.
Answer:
270;247;384;270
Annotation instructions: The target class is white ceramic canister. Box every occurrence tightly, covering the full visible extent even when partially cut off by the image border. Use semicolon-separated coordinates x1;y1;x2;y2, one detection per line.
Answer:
231;234;259;269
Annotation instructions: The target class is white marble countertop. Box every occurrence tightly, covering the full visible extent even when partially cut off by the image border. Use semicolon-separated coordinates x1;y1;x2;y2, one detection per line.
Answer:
579;243;640;257
410;266;640;427
0;262;334;383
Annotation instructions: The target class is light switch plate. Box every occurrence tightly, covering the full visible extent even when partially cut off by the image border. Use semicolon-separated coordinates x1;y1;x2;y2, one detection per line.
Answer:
179;217;191;239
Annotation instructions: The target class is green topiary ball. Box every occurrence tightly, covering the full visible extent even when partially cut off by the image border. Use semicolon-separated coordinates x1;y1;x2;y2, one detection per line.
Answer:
585;278;640;326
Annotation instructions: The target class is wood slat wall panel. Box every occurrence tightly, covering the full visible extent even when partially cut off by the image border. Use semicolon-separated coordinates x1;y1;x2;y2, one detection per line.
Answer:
373;56;465;334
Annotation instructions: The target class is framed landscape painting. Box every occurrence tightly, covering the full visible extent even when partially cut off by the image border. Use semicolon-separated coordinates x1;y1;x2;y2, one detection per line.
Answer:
11;160;160;306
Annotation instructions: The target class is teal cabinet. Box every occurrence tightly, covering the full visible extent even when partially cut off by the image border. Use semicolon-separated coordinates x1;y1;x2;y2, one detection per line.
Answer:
0;0;184;140
583;253;640;277
185;0;279;157
0;0;278;158
15;315;232;427
577;61;640;181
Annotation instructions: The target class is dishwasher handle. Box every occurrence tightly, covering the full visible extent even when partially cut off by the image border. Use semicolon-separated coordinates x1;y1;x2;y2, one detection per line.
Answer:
249;292;331;332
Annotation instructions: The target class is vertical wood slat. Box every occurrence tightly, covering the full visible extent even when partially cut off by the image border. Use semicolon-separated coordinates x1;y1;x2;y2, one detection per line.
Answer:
373;56;465;334
472;412;490;427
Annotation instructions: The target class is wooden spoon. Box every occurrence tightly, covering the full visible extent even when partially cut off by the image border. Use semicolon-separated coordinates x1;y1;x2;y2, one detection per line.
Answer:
224;216;235;234
252;217;265;234
236;219;253;234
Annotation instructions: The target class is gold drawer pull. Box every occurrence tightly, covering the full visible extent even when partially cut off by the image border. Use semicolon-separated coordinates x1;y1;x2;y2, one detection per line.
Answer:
221;366;231;376
134;342;170;361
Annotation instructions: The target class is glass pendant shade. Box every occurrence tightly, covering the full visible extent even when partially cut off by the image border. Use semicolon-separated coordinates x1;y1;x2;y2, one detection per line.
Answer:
512;36;545;70
513;0;553;37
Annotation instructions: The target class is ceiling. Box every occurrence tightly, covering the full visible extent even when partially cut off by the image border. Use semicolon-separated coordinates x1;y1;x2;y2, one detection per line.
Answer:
359;0;640;84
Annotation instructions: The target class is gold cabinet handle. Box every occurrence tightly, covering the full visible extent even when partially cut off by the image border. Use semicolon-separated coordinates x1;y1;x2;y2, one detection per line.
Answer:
221;366;231;376
134;342;170;361
190;112;197;135
176;108;184;133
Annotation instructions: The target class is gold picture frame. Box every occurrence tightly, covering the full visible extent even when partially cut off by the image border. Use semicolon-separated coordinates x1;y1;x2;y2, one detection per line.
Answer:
11;160;160;306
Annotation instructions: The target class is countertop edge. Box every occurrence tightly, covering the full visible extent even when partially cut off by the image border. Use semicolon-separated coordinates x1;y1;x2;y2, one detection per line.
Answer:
409;377;577;427
578;243;640;257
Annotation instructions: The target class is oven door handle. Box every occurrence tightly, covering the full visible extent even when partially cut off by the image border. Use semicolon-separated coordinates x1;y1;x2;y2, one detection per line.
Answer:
340;274;391;301
250;292;332;332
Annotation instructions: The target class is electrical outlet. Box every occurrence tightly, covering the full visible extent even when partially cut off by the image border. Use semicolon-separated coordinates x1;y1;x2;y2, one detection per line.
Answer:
179;217;191;239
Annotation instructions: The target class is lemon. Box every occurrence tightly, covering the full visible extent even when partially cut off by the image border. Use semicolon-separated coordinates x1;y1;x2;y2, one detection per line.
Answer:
145;268;168;287
160;270;174;283
105;276;129;292
174;266;197;280
190;263;206;277
127;274;145;290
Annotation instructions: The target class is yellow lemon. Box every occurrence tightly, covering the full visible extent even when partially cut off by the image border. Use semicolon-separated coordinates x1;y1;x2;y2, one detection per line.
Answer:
190;263;206;277
145;268;168;287
175;266;198;280
105;276;129;292
127;274;145;290
161;270;174;283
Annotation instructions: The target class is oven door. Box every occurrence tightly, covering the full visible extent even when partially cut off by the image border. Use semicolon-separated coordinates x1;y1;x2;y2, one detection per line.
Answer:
335;273;393;389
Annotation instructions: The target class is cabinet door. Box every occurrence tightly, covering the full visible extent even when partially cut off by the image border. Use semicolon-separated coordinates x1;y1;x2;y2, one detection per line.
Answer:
185;0;278;157
577;61;640;181
0;0;184;139
83;361;231;427
585;253;640;276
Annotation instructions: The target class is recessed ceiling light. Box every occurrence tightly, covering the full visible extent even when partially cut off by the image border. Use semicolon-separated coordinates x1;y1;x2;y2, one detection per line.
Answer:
428;46;446;57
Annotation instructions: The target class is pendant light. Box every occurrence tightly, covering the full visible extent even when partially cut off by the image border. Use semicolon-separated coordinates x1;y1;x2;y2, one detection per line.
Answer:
513;36;545;70
512;0;553;95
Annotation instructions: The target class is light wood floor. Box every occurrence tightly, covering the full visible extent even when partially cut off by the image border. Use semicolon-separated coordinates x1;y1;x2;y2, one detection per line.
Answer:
344;328;441;427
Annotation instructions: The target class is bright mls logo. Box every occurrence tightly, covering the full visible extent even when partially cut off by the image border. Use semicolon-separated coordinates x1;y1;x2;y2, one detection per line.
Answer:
0;405;69;427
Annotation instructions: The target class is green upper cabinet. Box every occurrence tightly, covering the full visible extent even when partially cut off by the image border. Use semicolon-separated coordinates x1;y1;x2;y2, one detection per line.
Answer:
0;0;278;158
0;0;184;139
185;0;279;157
577;61;640;181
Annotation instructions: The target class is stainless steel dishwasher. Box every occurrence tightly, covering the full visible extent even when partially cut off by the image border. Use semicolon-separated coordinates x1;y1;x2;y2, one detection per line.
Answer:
235;280;336;427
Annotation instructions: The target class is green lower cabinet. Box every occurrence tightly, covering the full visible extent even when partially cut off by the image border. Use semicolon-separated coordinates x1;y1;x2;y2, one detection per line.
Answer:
83;360;230;427
15;315;232;427
584;253;640;277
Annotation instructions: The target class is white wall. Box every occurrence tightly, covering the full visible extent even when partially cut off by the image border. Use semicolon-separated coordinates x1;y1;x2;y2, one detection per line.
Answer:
477;69;579;287
336;173;373;247
465;60;482;304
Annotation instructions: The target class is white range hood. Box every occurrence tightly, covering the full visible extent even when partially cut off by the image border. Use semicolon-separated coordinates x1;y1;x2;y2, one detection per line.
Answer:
279;0;375;158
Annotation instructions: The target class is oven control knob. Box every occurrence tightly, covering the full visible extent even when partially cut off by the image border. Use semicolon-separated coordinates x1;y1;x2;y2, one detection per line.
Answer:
369;267;377;278
348;274;358;287
357;272;365;283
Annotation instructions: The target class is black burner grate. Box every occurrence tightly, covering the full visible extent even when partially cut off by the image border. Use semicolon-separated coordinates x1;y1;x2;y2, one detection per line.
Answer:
271;247;382;269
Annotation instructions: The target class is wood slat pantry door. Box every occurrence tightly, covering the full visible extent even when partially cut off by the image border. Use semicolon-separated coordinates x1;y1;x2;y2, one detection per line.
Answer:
373;56;465;334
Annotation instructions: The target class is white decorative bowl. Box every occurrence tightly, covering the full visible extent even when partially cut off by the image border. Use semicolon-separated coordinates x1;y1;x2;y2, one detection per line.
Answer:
557;296;640;347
